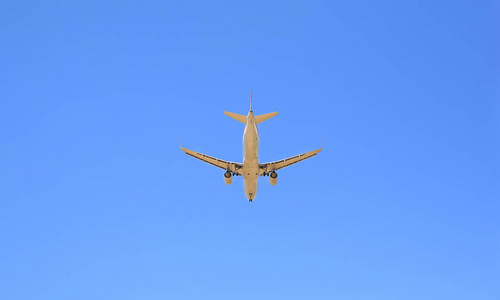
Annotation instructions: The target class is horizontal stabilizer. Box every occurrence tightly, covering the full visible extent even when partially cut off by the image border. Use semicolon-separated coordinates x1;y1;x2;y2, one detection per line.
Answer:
224;111;246;124
255;112;278;124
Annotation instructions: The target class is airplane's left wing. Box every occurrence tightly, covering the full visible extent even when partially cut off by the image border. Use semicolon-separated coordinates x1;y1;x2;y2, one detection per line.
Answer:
259;147;322;175
181;146;243;175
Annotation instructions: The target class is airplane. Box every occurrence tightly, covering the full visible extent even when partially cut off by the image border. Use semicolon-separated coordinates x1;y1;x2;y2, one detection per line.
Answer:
180;91;322;202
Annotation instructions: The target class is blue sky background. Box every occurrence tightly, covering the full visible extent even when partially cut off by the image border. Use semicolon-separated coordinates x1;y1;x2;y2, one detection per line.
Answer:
1;1;498;299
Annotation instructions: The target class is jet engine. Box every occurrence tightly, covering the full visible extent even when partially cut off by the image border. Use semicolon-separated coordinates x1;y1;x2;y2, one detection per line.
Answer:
224;171;233;185
269;171;278;185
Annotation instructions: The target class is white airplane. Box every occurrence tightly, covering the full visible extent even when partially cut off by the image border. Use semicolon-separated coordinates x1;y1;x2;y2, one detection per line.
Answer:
180;91;322;202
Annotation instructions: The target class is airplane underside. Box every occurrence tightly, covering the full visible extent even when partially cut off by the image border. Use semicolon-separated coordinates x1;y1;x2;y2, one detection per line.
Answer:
180;91;321;201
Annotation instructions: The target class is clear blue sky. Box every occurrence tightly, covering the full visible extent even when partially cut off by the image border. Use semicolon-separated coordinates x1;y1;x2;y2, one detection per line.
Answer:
1;1;498;299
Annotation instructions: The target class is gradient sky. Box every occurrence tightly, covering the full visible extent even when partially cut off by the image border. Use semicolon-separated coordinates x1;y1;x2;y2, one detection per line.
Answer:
1;1;499;299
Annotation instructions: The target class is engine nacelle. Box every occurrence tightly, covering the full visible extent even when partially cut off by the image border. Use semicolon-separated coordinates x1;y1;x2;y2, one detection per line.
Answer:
269;172;278;185
224;171;233;185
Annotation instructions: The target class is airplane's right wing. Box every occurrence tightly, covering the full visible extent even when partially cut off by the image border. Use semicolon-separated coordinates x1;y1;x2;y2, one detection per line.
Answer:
181;146;244;175
259;147;322;175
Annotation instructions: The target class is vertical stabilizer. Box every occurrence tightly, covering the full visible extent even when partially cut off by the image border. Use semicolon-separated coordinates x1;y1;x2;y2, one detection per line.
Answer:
250;90;253;111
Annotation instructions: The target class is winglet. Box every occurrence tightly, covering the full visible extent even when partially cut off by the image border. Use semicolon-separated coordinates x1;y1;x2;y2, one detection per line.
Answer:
250;90;253;111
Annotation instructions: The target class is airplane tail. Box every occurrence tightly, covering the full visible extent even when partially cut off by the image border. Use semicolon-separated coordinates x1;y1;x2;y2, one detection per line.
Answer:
224;90;278;124
224;111;278;124
224;111;247;124
255;112;278;124
250;90;278;124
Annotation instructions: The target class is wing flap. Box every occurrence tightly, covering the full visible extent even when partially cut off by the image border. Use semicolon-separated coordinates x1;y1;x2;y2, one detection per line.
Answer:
259;147;322;175
181;146;243;175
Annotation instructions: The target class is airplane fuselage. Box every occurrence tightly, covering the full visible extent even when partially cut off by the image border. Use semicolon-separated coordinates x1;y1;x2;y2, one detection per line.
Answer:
242;110;259;201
